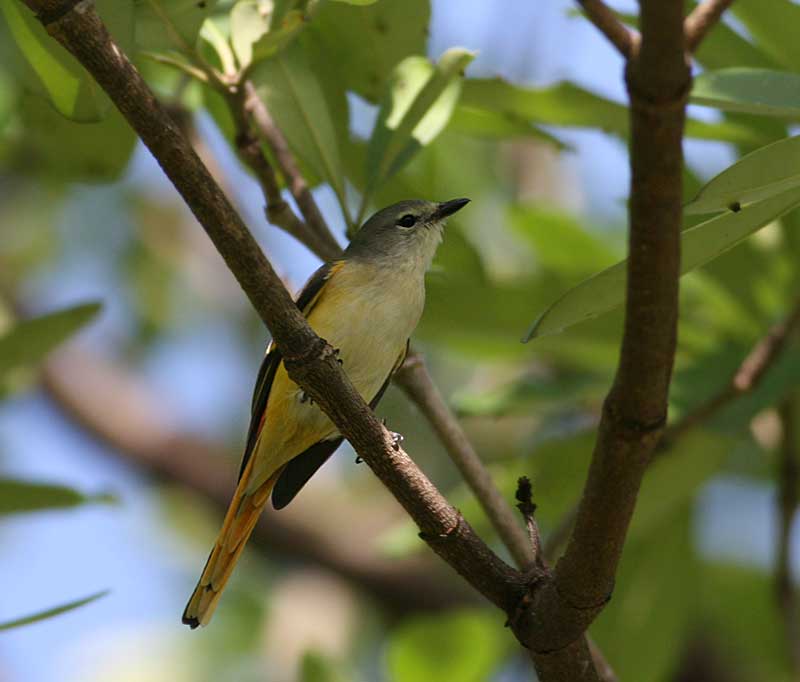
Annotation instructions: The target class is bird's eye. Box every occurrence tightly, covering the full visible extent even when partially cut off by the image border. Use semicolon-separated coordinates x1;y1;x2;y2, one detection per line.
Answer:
396;214;417;228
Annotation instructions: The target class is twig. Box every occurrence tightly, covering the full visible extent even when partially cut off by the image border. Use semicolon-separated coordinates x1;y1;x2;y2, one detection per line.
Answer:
776;395;800;674
515;477;543;568
396;353;535;570
684;0;735;53
662;301;800;449
576;0;638;59
242;81;343;261
41;347;471;614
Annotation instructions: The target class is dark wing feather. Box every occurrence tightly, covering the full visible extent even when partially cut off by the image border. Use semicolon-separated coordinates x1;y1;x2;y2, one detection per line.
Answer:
270;341;409;509
237;261;339;482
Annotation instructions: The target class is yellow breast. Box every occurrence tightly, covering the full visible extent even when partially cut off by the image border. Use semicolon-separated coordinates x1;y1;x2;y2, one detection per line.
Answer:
245;260;426;492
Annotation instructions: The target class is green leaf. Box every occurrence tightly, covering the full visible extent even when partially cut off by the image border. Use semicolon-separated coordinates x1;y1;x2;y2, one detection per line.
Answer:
134;0;219;52
11;95;136;181
0;591;108;631
686;135;800;215
330;0;377;4
692;68;800;119
1;0;134;121
230;0;269;68
365;48;474;196
733;0;800;71
251;41;348;215
387;610;510;682
0;301;102;377
250;9;305;64
525;186;800;340
447;105;567;148
0;479;116;515
306;0;429;103
299;651;348;682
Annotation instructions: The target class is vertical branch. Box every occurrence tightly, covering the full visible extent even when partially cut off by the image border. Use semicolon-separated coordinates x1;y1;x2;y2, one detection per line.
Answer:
777;395;800;674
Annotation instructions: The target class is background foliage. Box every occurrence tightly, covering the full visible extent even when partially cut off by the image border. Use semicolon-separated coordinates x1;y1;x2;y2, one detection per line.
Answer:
1;0;799;680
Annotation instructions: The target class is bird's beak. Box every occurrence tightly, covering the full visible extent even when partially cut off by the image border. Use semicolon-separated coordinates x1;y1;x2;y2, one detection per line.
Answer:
434;197;470;220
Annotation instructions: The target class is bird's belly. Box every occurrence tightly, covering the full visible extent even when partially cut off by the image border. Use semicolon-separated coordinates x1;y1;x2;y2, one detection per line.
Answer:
250;262;424;488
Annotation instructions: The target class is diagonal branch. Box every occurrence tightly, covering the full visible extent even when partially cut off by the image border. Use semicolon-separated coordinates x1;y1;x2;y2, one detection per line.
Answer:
684;0;735;53
577;0;639;58
23;0;526;622
41;347;472;614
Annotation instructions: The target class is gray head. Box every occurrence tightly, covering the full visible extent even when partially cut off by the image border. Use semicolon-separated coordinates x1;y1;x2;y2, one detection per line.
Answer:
345;198;469;270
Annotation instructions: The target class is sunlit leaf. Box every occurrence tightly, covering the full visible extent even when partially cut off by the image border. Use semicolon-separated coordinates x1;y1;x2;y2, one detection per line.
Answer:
692;68;800;119
525;187;800;340
686;135;800;215
0;479;116;515
448;105;567;148
0;0;134;121
306;0;429;103
365;48;474;197
733;0;800;71
387;610;511;682
0;301;102;377
230;0;269;68
0;591;108;631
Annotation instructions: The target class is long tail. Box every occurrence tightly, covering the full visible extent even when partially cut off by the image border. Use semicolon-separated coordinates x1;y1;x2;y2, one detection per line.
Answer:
182;466;282;628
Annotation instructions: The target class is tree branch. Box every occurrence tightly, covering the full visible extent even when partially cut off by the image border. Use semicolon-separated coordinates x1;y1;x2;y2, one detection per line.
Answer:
522;0;689;654
662;301;800;449
684;0;735;53
41;347;472;614
23;0;526;625
776;395;800;674
396;353;535;570
577;0;638;58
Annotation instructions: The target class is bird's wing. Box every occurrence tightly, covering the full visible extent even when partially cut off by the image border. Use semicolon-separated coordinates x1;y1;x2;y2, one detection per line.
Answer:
270;340;409;509
238;260;343;481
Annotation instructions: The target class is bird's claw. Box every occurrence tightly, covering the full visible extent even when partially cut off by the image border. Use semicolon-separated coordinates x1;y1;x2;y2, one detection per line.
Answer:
390;431;404;451
299;391;314;405
333;347;343;365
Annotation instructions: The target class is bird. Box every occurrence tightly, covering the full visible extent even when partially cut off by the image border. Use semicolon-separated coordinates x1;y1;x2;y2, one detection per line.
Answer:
182;197;470;628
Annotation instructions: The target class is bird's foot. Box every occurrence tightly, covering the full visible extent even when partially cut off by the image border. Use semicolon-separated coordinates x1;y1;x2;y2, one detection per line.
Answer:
299;391;314;405
333;347;343;365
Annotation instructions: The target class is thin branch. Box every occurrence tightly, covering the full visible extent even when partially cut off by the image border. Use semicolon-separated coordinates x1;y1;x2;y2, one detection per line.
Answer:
684;0;735;53
41;347;472;614
24;0;527;624
576;0;638;58
545;301;800;562
662;301;800;449
776;395;800;674
396;353;535;570
242;80;343;261
515;477;543;567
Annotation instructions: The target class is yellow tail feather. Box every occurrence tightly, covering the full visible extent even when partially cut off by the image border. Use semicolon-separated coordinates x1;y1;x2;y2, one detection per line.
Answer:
182;467;282;628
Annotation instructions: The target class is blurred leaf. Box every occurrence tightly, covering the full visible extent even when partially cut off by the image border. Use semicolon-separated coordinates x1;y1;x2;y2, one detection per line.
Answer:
251;41;348;213
365;48;474;198
628;430;731;541
448;105;567;148
387;610;511;682
591;512;697;682
230;0;269;68
0;0;133;121
0;301;101;377
460;78;768;146
692;68;800;119
306;0;429;103
0;479;116;515
692;12;780;70
331;0;377;4
687;135;800;215
250;9;304;63
733;0;800;71
508;204;618;276
11;95;136;181
300;651;349;682
134;0;219;52
0;591;109;631
525;187;800;340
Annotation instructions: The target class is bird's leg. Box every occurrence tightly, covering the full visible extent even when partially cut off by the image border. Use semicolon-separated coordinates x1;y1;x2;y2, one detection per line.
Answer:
382;418;404;451
299;391;314;405
333;347;343;365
